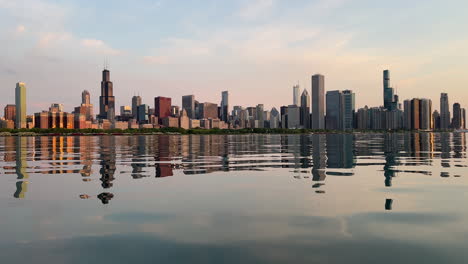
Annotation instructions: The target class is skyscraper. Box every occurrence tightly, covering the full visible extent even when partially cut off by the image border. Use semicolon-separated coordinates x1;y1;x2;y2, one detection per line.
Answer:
182;95;195;119
4;104;16;121
82;90;91;105
452;103;462;129
326;90;342;130
312;74;325;129
342;90;355;130
440;93;450;129
256;104;264;128
154;97;172;121
270;107;280;129
220;91;229;122
293;85;300;106
15;82;26;129
98;68;115;120
132;95;142;120
383;70;399;111
300;89;311;128
419;99;432;130
411;99;420;130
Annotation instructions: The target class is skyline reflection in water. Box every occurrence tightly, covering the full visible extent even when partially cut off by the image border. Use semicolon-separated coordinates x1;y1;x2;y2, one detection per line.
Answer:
0;133;467;263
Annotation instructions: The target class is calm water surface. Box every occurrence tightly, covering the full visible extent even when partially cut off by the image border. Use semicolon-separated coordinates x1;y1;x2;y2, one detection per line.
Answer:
0;133;467;263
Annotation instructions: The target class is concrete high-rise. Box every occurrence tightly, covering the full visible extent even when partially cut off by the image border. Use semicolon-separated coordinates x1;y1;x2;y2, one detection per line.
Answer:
98;68;115;120
440;93;450;129
182;95;195;119
82;90;91;105
326;90;342;130
4;104;16;121
132;96;142;120
256;104;264;128
342;90;355;130
452;103;462;129
220;91;229;122
312;74;325;129
300;89;311;128
293;85;300;106
15;82;27;129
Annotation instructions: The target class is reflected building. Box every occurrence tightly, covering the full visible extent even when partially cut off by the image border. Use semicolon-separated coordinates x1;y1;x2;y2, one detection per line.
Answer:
326;134;355;168
14;137;30;198
99;136;117;188
155;135;174;177
312;134;327;181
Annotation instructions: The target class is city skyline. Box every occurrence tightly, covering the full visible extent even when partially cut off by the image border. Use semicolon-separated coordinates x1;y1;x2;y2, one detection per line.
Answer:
1;0;468;113
1;67;467;131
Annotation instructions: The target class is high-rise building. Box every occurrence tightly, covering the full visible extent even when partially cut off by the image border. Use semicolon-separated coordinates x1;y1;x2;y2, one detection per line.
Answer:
356;106;370;130
326;90;342;130
419;99;432;130
433;110;441;130
440;93;450;129
342;90;355;130
270;107;280;129
462;108;466;129
82;90;91;105
4;104;16;121
403;100;411;130
15;82;27;129
49;103;64;113
98;68;115;120
312;74;325;129
120;106;132;117
287;105;301;129
182;95;195;119
137;104;149;124
411;99;420;130
300;89;311;128
154;97;172;121
132;96;142;120
200;102;218;119
256;104;264;128
293;85;300;106
452;103;462;129
220;91;229;122
383;70;399;111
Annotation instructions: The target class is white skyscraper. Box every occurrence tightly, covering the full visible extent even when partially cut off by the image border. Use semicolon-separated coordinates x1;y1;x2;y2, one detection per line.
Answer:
293;85;300;106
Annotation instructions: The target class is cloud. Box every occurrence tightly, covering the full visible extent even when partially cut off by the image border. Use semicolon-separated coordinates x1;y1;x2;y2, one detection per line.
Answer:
80;39;122;55
238;0;274;20
15;25;26;34
37;32;72;48
143;55;169;65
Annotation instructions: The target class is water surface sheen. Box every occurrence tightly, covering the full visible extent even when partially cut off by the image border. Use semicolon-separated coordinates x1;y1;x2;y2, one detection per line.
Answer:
0;133;467;263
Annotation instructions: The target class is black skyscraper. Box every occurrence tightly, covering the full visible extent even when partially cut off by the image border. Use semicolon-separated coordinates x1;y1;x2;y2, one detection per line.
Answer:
98;68;115;120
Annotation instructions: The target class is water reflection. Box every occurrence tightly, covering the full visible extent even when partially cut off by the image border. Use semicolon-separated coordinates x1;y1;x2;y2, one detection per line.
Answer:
1;133;467;203
1;133;468;263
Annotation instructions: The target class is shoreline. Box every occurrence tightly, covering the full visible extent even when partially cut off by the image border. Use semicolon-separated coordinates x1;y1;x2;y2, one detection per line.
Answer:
0;128;463;137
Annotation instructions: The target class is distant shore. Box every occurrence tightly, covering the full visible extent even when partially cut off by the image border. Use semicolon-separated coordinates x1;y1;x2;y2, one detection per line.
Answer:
0;128;462;136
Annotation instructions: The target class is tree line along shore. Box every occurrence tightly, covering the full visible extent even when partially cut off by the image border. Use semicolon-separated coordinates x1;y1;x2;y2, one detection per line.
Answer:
0;127;460;136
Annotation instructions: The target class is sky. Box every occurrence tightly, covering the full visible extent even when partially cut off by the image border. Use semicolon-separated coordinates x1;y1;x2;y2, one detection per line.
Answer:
1;0;468;113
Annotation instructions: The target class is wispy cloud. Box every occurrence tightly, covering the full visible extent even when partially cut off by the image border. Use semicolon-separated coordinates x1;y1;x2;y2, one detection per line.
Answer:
238;0;274;20
80;39;122;55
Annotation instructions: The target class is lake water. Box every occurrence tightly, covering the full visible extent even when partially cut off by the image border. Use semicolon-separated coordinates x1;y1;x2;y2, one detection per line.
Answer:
0;133;467;263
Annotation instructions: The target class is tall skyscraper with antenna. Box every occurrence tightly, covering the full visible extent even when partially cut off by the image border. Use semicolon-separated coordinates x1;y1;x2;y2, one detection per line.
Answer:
98;67;115;120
